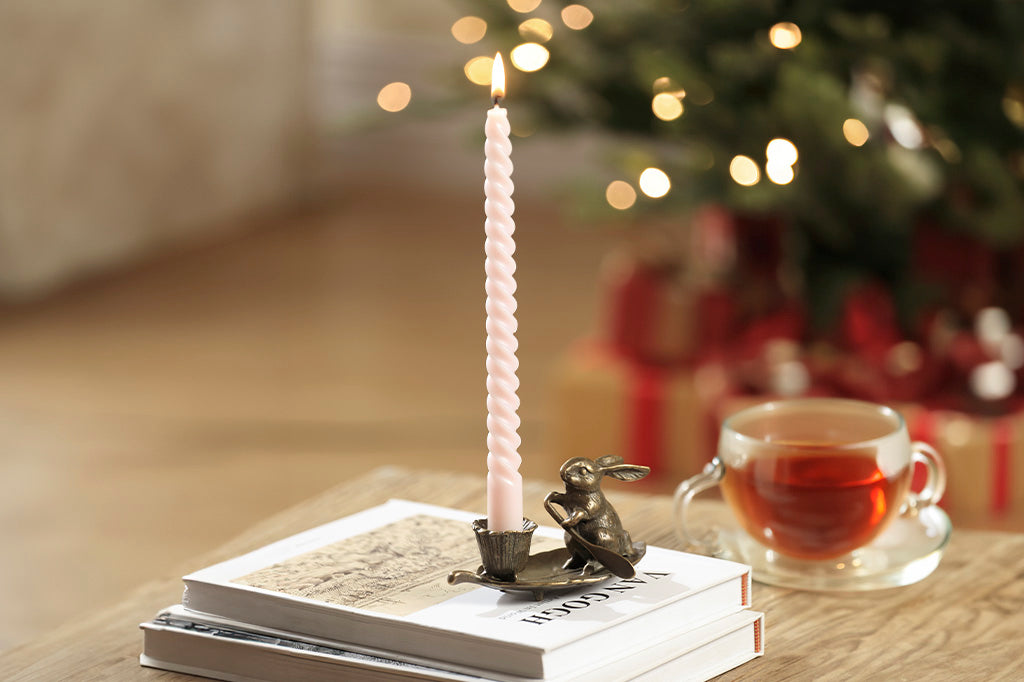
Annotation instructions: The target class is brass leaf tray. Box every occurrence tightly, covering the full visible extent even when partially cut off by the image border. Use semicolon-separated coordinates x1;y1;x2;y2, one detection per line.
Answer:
448;542;646;601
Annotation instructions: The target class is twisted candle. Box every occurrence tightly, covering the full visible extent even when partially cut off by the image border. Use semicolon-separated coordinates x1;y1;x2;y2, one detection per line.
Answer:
484;54;523;532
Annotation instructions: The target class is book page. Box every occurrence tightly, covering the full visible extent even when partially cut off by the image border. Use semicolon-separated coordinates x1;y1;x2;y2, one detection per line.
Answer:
234;514;559;616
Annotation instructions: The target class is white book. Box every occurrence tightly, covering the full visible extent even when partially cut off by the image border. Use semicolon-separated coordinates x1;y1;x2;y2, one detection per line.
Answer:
182;500;752;679
140;605;765;682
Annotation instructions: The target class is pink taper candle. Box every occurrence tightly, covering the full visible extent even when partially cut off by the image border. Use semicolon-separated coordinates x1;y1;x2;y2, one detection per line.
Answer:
484;54;523;532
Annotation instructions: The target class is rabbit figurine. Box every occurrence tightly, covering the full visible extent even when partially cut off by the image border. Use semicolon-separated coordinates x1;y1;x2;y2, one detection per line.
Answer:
544;455;650;572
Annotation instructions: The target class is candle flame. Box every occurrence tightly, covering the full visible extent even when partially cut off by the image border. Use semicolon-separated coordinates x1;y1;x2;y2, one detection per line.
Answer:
491;53;506;101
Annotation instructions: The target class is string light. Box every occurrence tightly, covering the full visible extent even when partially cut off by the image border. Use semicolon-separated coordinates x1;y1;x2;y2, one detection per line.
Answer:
766;160;794;185
451;16;487;45
769;22;802;49
377;82;411;112
729;156;760;186
507;0;541;13
976;306;1012;354
766;138;798;166
510;43;549;72
606;181;637;209
885;104;924;149
518;18;553;42
970;361;1016;401
843;118;870;146
764;138;797;184
639;168;671;197
561;5;594;30
464;56;495;86
652;93;684;121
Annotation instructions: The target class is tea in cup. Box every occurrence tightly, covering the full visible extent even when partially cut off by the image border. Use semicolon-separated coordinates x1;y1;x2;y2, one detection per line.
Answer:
674;399;947;585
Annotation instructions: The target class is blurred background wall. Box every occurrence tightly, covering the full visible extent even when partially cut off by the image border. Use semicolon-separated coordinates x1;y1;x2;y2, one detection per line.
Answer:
0;0;600;302
0;0;315;298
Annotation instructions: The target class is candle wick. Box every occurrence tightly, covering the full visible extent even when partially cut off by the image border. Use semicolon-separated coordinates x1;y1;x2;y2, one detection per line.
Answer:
492;95;502;106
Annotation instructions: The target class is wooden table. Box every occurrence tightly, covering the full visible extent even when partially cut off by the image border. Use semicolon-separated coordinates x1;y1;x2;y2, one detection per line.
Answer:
4;466;1023;680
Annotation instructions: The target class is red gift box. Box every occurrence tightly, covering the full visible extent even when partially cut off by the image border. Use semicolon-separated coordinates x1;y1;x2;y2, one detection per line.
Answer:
603;252;695;366
901;404;1024;523
550;343;718;482
580;220;1024;524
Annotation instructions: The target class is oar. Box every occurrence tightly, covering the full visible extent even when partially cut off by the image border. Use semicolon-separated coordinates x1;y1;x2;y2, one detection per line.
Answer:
561;523;636;579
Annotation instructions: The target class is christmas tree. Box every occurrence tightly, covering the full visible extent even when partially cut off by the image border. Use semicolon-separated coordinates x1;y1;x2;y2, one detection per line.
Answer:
446;0;1024;409
457;1;1024;331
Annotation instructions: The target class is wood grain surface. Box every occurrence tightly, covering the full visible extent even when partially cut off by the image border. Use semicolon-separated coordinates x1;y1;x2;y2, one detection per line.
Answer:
3;466;1023;680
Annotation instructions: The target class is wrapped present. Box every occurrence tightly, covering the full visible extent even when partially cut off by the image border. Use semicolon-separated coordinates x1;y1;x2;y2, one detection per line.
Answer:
550;343;718;482
602;249;695;366
901;404;1024;522
574;218;1024;523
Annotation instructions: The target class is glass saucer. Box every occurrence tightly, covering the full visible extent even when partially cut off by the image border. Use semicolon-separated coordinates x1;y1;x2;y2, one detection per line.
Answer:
706;505;952;591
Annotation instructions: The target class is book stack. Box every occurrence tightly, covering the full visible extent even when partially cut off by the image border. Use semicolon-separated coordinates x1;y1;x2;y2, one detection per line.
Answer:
141;500;764;681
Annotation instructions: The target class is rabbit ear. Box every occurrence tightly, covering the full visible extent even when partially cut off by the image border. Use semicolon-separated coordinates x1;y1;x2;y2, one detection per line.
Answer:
603;464;651;482
596;455;624;468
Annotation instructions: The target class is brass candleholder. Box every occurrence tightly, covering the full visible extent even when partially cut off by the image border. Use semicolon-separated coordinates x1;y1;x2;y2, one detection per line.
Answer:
448;455;650;600
470;518;537;582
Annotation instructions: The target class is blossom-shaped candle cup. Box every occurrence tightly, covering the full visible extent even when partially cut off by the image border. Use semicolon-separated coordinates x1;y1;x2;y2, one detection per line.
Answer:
471;518;537;582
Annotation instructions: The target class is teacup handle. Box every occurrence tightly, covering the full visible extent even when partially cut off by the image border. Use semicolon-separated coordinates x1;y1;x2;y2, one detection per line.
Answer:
904;441;947;513
672;457;725;554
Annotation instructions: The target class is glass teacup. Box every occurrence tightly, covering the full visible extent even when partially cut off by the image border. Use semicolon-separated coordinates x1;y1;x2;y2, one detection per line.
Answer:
674;398;948;590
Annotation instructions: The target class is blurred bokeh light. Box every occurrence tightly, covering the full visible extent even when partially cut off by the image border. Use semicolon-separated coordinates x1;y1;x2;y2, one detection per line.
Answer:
465;55;495;86
561;5;594;30
843;118;870;146
451;16;487;45
766;138;798;166
729;155;761;186
769;22;802;49
639;168;671;197
377;82;412;112
518;18;553;43
652;93;684;121
766;160;795;185
507;0;542;13
606;180;637;209
510;43;549;72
